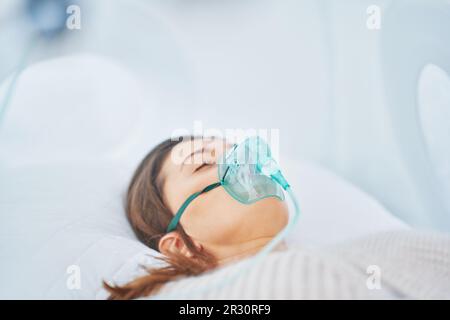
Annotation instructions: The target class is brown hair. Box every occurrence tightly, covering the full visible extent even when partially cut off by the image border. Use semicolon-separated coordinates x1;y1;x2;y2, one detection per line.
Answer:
103;136;217;299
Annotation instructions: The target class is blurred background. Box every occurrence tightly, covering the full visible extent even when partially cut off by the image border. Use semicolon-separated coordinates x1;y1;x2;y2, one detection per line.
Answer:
0;0;449;231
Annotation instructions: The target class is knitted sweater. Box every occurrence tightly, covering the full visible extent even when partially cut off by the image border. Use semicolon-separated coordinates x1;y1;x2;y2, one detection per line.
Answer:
148;230;450;299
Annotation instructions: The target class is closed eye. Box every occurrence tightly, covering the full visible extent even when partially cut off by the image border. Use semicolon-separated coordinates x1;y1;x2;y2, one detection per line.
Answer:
193;162;215;173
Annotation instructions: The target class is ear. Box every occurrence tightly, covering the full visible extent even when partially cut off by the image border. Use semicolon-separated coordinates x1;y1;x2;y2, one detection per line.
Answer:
158;232;202;258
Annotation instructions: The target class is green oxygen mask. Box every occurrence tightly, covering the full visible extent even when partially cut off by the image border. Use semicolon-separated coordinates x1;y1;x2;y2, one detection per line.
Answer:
218;136;288;204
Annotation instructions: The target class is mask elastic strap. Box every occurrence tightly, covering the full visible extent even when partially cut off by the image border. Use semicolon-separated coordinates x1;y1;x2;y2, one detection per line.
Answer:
166;182;221;233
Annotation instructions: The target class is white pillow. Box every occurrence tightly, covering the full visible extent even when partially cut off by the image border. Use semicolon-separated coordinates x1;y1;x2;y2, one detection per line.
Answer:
0;54;161;299
0;54;407;299
0;54;157;166
282;159;408;247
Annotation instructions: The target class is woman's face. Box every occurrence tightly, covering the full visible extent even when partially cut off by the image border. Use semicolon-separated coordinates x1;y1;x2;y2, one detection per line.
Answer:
160;137;289;259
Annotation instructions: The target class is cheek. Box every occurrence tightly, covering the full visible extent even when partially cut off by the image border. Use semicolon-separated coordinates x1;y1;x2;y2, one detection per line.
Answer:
181;188;289;245
180;188;242;243
164;168;216;215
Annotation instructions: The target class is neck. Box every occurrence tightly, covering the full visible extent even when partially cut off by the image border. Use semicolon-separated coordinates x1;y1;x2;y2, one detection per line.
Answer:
205;237;288;266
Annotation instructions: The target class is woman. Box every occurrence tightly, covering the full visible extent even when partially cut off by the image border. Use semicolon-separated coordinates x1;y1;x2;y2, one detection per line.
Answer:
104;136;290;299
104;136;450;300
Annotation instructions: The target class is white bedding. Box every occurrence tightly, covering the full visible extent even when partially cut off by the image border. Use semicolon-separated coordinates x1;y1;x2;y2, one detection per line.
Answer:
135;230;450;300
0;55;408;299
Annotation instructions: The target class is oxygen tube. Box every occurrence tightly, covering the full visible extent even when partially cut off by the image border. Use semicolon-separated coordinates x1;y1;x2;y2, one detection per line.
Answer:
150;166;300;300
